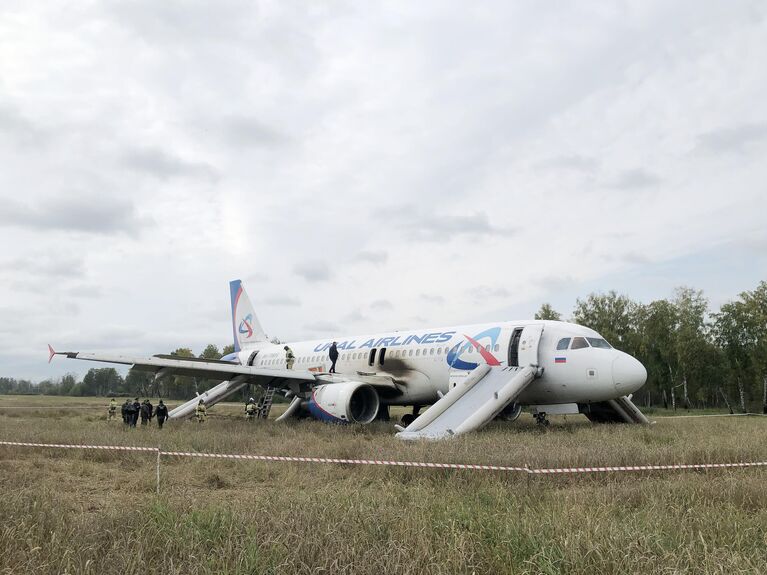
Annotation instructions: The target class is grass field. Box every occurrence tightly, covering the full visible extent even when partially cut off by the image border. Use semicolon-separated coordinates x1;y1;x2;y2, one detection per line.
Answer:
1;395;766;574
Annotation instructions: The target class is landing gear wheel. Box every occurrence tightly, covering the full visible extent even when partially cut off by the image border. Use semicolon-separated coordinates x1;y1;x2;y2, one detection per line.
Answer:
534;412;550;427
496;402;523;422
400;413;416;427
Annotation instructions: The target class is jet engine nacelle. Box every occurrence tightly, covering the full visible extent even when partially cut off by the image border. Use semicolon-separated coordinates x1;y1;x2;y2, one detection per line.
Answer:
308;382;380;424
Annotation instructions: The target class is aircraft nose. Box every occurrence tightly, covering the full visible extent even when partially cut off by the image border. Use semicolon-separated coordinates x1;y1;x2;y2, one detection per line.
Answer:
612;353;647;394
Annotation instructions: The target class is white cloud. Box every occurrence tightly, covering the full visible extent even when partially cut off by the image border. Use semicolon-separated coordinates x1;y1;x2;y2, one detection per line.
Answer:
0;0;765;379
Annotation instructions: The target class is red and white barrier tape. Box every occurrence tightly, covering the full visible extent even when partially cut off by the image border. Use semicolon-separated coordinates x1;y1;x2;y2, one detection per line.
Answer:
0;440;157;452
161;450;529;472
2;440;766;475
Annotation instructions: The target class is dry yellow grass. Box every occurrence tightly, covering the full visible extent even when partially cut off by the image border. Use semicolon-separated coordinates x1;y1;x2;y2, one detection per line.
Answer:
1;395;767;574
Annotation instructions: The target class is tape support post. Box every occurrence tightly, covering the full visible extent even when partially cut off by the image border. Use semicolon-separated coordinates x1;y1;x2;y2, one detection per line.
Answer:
1;441;766;476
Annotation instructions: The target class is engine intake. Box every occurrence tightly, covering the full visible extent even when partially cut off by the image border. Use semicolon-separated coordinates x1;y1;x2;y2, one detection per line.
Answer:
308;382;380;424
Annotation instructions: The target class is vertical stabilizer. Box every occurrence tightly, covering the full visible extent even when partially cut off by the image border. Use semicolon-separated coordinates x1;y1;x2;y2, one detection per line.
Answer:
229;280;267;351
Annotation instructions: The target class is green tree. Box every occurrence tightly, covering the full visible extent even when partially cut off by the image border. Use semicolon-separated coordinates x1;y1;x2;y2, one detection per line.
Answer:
168;347;196;399
200;344;222;360
196;344;224;393
572;291;642;354
535;303;562;321
635;299;677;406
59;374;77;395
80;368;123;396
713;281;767;412
672;287;711;408
125;369;155;397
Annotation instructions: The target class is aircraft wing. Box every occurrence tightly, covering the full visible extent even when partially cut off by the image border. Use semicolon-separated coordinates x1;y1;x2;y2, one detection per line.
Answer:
51;349;317;386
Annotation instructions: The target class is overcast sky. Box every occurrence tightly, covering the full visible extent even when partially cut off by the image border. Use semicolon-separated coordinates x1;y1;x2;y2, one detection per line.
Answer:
1;1;766;381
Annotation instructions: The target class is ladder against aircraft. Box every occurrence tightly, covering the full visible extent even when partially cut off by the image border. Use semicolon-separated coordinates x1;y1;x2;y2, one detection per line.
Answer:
257;387;276;419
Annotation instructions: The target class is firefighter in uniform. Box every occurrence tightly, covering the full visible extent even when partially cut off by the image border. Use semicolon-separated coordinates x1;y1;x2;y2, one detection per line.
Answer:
284;345;295;370
245;398;257;421
195;399;207;423
108;398;117;421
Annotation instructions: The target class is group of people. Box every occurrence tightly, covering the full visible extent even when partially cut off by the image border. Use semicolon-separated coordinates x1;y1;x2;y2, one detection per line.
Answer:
109;398;169;428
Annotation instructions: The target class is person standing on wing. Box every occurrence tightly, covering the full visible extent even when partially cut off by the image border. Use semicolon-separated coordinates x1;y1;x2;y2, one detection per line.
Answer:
328;341;339;373
284;345;295;370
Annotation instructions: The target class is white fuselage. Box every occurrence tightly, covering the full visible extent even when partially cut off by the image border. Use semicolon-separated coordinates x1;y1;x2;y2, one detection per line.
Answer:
235;320;646;408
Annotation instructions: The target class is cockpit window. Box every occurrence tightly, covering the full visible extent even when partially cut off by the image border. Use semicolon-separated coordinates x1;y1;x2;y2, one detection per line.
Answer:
586;337;612;349
556;338;571;350
571;337;590;349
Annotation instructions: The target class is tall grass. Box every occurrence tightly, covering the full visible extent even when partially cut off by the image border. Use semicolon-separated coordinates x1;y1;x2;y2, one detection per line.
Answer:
2;396;767;574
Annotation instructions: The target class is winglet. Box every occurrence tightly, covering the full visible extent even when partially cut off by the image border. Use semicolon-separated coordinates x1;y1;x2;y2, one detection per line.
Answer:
48;344;56;363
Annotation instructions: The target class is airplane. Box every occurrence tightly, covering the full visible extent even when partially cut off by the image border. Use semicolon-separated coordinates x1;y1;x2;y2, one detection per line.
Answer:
49;279;649;439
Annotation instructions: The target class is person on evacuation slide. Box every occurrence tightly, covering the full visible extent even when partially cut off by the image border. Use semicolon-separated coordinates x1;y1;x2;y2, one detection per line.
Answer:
284;345;295;370
329;341;339;373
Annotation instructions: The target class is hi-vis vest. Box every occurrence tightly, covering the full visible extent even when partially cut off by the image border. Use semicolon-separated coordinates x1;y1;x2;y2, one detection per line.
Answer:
246;403;256;413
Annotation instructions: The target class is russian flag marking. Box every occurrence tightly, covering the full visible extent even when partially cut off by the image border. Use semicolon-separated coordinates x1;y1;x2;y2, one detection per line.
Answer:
554;357;567;364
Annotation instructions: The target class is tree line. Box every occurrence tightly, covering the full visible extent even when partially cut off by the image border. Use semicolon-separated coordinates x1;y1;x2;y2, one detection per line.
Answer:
535;281;767;412
0;343;235;400
3;280;765;411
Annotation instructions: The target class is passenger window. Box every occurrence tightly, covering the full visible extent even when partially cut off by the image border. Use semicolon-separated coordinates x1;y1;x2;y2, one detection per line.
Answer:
571;337;589;350
437;348;442;355
430;348;435;355
494;344;499;352
556;338;571;350
416;349;421;356
408;350;413;357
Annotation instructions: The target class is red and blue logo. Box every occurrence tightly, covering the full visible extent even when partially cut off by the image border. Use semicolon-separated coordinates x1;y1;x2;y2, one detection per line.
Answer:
446;327;502;370
238;313;254;338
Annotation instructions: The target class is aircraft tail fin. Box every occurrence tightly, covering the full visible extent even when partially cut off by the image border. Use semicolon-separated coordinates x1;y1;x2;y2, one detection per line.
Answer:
229;280;267;351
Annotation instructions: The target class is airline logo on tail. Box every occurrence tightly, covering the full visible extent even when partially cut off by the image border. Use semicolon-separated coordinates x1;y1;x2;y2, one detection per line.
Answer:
229;279;266;351
238;314;254;339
